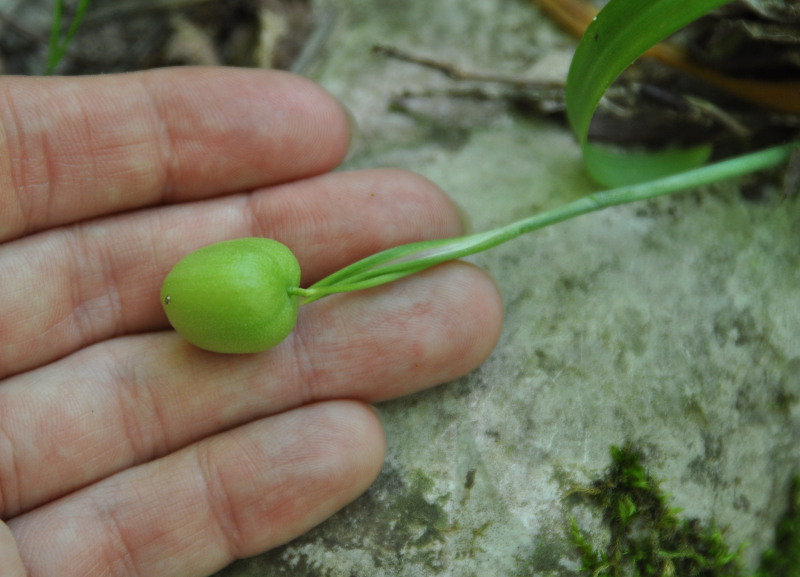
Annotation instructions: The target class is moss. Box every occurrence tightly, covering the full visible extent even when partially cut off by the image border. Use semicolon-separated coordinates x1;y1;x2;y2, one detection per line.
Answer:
568;444;745;576
754;475;800;577
567;445;800;577
386;469;450;549
216;445;800;577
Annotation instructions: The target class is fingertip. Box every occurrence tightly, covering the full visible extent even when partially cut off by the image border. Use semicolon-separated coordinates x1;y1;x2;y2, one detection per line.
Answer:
322;400;388;489
368;168;466;239
141;67;352;189
258;69;352;178
229;400;387;555
291;400;387;478
289;261;504;403
407;262;504;377
444;262;505;369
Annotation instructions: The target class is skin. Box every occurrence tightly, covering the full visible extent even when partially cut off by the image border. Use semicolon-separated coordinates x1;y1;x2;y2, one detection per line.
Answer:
0;67;503;576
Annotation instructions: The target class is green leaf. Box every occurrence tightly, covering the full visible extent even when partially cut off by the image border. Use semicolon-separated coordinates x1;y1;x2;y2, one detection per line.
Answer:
581;142;712;188
565;0;733;186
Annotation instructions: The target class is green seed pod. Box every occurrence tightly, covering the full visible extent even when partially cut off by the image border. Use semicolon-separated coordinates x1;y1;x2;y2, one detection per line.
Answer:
161;237;301;353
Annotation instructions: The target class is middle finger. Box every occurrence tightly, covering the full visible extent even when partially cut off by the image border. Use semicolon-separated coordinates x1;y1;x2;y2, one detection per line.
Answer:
0;262;502;518
0;168;462;379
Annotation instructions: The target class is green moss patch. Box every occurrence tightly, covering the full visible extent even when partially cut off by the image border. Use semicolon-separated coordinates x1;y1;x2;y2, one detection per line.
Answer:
568;445;800;577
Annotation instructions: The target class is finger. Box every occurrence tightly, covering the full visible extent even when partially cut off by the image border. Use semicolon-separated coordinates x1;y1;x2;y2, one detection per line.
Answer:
0;66;349;242
0;169;462;377
0;263;502;517
0;521;26;577
9;401;385;577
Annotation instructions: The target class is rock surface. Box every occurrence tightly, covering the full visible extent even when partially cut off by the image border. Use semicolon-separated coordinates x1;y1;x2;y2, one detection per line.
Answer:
214;0;800;575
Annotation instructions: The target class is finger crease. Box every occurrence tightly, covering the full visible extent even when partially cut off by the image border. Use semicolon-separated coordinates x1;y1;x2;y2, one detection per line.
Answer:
245;192;269;238
288;320;325;405
0;415;22;518
68;226;126;347
96;502;146;577
2;88;47;239
138;76;177;205
111;350;169;465
194;444;244;560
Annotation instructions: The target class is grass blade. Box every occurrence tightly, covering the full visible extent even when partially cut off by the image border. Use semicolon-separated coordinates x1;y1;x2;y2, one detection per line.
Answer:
46;0;92;75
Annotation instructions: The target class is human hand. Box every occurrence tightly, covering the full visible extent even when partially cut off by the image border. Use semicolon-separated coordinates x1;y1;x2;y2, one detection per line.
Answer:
0;67;503;576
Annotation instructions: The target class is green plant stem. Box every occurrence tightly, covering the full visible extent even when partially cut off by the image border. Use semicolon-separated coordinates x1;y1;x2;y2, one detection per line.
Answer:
46;0;92;75
294;141;797;304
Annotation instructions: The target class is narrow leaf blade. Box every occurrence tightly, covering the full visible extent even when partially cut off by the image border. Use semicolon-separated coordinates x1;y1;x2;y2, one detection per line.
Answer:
565;0;733;185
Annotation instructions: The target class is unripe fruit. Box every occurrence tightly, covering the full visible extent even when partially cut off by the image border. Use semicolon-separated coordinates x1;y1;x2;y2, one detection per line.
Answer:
161;238;301;353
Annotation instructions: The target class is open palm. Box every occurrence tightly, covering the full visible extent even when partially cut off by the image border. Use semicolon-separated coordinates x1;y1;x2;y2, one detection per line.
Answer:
0;67;502;576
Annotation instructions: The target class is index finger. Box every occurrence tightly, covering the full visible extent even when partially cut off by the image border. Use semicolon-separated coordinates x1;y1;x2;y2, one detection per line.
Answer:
0;67;350;242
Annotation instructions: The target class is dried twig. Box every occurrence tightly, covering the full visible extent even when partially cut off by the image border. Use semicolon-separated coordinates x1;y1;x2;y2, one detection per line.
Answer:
373;43;566;113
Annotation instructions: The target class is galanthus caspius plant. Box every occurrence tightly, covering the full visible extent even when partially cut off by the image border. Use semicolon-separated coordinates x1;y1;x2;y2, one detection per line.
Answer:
160;0;798;353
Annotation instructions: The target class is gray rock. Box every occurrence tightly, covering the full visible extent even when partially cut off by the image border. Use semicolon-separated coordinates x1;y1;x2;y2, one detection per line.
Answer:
218;0;800;574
